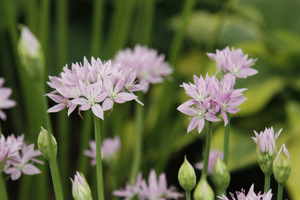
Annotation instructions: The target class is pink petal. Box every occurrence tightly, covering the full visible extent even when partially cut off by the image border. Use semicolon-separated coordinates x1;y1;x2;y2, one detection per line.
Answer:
22;164;41;175
102;98;114;111
48;104;66;113
197;119;205;133
115;93;136;103
187;117;198;133
91;104;104;119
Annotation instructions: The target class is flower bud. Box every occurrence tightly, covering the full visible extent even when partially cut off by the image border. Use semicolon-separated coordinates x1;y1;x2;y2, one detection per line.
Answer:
18;26;45;81
211;156;230;190
178;156;196;192
273;144;291;184
71;172;92;200
193;176;214;200
38;127;57;160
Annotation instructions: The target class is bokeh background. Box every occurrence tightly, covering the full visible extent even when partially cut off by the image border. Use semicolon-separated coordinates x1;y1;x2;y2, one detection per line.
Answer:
1;0;300;199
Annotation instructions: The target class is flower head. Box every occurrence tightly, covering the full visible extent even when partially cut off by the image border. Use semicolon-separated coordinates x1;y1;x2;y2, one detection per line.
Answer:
218;184;272;200
113;173;143;200
207;47;258;78
139;170;183;200
71;172;92;200
47;57;143;119
84;136;121;165
0;78;16;121
114;44;173;92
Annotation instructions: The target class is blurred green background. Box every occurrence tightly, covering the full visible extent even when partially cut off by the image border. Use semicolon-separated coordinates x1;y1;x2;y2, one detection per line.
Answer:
1;0;300;199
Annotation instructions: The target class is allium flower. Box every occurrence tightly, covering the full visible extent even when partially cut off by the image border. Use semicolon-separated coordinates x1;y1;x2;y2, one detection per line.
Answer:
2;134;43;180
47;57;143;119
252;127;282;156
207;47;258;78
139;170;184;200
84;136;121;165
71;171;92;200
114;44;173;92
113;173;143;200
195;150;223;175
218;184;272;200
0;78;16;121
0;134;22;171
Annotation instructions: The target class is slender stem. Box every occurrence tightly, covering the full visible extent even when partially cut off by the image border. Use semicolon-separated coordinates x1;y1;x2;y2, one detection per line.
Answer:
223;113;231;165
0;174;8;200
93;115;105;200
185;191;191;200
169;0;197;66
91;0;104;57
202;121;213;177
142;0;155;45
129;93;144;183
277;183;284;200
48;158;64;200
264;173;271;193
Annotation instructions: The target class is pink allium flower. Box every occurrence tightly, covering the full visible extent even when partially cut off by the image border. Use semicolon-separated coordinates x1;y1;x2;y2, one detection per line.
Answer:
207;47;258;78
252;127;282;156
1;134;43;180
0;134;22;171
113;173;143;200
218;184;272;200
139;170;184;200
71;171;92;200
195;150;223;175
0;78;17;121
47;57;143;119
114;44;173;92
84;136;121;165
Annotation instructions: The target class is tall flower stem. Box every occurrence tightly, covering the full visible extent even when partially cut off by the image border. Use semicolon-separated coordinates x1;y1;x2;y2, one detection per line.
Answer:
0;174;8;200
264;174;271;193
129;93;144;183
185;191;191;200
202;121;213;177
93;115;105;200
48;157;64;200
223;113;231;165
90;0;104;57
277;183;284;200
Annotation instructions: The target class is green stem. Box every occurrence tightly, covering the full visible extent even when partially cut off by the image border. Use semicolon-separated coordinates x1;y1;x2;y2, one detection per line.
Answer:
223;113;231;165
48;158;64;200
169;0;197;66
216;188;226;197
0;174;8;200
264;173;271;194
93;115;105;200
185;191;191;200
91;0;104;57
202;121;213;177
277;183;284;200
129;93;144;183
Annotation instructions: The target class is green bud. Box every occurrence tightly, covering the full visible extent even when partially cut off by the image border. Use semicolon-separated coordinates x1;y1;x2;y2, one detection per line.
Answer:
256;144;275;175
273;144;291;184
18;26;45;81
211;156;230;190
71;172;92;200
38;127;57;160
193;176;214;200
178;156;196;192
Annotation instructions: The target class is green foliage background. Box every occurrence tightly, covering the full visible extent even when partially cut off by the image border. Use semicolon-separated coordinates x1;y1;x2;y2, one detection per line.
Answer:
0;0;300;199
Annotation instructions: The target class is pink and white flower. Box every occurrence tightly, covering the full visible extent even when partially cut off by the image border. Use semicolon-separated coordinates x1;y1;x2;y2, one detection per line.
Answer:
0;78;16;121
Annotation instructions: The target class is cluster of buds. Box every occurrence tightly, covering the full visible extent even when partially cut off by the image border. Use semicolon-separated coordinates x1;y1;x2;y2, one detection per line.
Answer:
0;134;43;180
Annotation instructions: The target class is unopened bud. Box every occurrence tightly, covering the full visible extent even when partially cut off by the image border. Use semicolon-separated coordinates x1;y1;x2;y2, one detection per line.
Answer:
18;26;45;81
38;127;57;160
273;144;291;184
71;172;92;200
211;156;230;190
193;176;214;200
178;156;196;192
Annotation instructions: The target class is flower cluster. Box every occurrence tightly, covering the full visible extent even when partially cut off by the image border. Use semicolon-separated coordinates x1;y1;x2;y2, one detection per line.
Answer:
113;169;183;200
207;47;258;78
1;134;43;180
84;136;121;165
177;73;247;133
0;78;16;121
218;184;272;200
47;57;143;119
114;44;173;92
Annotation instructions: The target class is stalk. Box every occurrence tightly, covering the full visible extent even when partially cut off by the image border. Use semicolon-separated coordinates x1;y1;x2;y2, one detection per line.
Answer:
93;115;105;200
264;173;271;193
223;113;231;164
0;174;8;200
185;191;191;200
277;183;283;200
202;121;213;177
91;0;104;57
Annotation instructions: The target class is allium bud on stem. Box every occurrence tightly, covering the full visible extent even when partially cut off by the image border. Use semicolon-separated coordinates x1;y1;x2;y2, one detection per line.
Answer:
211;156;230;190
193;176;214;200
273;144;291;184
178;156;196;192
71;172;92;200
38;127;57;160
